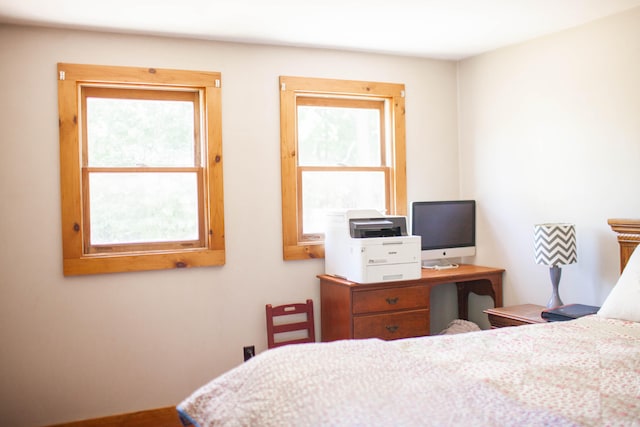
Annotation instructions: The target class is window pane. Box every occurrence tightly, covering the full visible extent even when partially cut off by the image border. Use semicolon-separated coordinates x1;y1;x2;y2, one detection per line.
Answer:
301;171;386;235
297;106;381;167
86;98;195;167
89;172;199;245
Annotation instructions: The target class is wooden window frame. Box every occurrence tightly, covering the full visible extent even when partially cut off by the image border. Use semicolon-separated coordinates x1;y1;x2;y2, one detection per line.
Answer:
58;63;225;275
279;76;407;261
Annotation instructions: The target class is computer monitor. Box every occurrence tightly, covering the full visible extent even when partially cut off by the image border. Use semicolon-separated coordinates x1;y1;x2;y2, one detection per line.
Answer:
410;200;476;268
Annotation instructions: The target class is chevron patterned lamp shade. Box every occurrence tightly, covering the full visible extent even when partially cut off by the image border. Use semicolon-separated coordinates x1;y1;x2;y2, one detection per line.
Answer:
534;223;577;266
534;223;577;308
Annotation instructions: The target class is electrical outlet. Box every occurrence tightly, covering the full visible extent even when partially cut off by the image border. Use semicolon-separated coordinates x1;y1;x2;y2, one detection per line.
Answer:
243;345;255;361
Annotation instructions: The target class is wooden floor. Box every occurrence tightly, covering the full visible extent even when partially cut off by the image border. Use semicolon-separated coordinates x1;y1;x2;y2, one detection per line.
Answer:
47;406;186;427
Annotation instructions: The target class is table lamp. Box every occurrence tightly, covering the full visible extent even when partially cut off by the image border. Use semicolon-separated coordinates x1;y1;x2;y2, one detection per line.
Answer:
533;223;577;308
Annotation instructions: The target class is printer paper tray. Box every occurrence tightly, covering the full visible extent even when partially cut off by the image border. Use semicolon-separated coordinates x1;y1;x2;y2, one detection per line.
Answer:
361;262;421;283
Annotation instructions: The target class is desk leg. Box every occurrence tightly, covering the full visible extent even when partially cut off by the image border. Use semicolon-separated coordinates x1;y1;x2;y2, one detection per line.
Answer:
456;278;502;320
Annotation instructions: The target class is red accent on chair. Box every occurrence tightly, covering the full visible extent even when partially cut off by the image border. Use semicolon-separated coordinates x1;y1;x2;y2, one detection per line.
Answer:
265;299;316;349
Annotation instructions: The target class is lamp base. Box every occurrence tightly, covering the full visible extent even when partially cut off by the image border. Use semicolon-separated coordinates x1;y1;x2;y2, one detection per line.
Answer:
546;265;564;309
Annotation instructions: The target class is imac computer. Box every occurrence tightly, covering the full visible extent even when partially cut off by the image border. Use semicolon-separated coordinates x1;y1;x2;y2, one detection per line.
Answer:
410;200;476;269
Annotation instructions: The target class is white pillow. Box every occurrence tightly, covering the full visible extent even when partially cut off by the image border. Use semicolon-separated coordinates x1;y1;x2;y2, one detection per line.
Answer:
598;246;640;322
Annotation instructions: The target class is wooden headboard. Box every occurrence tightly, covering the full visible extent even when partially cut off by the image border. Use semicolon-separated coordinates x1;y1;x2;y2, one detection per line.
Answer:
608;218;640;272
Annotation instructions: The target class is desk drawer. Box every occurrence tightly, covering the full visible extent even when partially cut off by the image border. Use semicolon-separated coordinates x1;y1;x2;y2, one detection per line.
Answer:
353;309;429;340
352;285;428;314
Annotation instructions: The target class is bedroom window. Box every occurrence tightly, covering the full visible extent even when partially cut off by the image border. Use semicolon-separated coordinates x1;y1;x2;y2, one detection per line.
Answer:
279;76;407;260
58;63;225;275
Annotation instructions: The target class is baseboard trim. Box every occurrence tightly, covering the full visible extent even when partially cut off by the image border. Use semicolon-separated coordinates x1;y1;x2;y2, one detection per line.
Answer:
45;405;184;427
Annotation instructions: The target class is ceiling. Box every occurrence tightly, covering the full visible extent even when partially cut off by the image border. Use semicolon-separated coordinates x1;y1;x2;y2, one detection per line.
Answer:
1;0;640;59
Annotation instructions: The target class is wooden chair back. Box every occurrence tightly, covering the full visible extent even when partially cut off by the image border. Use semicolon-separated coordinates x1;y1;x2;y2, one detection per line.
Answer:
265;299;315;349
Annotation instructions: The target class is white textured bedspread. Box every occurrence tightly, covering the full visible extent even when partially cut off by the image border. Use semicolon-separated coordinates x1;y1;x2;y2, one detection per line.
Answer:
178;315;640;426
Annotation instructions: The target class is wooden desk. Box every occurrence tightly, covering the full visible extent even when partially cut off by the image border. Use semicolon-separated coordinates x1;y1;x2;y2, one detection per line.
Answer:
318;264;504;341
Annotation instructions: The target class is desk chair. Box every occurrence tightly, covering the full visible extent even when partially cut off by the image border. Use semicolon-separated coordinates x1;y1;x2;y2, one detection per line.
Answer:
265;299;315;349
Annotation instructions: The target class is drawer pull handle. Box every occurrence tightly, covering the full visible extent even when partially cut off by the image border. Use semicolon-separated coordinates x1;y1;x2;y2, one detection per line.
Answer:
386;297;399;305
386;325;399;333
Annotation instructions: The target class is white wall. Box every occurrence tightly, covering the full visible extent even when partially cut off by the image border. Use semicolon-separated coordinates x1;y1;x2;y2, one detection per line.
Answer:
458;7;640;319
0;25;459;426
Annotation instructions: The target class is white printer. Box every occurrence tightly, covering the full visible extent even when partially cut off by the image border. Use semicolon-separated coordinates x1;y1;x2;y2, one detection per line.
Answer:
325;210;421;283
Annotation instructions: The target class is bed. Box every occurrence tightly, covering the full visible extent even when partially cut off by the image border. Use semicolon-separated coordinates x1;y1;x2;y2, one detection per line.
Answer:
178;219;640;427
